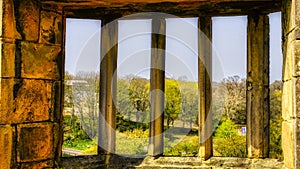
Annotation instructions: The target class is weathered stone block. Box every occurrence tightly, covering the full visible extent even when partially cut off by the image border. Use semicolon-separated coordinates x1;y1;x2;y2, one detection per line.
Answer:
293;40;300;77
295;78;300;119
15;0;40;41
282;121;295;169
282;79;295;120
282;0;300;36
282;38;292;81
0;0;21;39
0;42;16;78
19;160;53;169
282;40;300;81
0;79;54;124
0;78;16;124
21;42;62;80
40;11;62;44
296;118;300;169
0;125;13;169
13;79;52;124
285;26;300;43
17;123;53;162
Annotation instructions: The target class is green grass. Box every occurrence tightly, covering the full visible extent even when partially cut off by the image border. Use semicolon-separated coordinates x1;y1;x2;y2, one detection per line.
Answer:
62;139;96;151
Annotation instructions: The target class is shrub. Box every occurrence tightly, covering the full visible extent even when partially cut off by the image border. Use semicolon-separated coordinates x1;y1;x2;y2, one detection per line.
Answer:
213;119;246;157
164;135;198;156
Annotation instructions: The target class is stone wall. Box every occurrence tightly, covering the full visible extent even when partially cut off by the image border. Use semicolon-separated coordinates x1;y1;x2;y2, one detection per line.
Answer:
0;0;297;168
0;0;63;168
282;0;300;168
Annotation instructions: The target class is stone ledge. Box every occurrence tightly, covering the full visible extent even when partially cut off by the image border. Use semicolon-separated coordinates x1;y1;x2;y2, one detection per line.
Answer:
60;156;284;169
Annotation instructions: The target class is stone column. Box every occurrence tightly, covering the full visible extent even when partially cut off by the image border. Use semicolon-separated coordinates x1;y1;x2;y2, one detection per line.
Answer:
98;20;118;154
0;0;63;168
148;18;166;156
282;0;300;168
246;14;270;158
198;16;213;160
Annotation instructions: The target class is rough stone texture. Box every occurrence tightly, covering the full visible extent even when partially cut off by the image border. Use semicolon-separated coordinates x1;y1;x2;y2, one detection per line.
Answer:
246;14;270;158
0;0;21;40
19;160;54;169
282;121;295;169
2;79;53;124
0;42;16;78
282;1;300;168
282;40;300;81
296;118;300;169
282;39;294;81
0;125;13;169
282;79;295;120
51;81;62;122
291;40;300;77
53;122;62;161
282;0;300;37
60;156;283;169
40;11;63;44
17;123;53;162
14;80;52;123
15;0;40;41
0;79;57;124
21;42;62;80
295;78;300;119
0;78;17;124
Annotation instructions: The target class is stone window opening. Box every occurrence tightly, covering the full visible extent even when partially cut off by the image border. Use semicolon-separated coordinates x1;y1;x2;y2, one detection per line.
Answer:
61;4;281;168
62;13;270;159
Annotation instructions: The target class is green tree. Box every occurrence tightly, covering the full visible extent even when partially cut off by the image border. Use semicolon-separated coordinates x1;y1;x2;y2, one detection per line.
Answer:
117;78;134;121
221;76;246;124
128;77;150;124
65;71;99;139
269;80;283;160
179;81;198;128
165;79;182;127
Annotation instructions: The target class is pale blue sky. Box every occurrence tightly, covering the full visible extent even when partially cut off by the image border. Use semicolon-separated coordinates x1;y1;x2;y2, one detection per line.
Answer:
66;12;282;83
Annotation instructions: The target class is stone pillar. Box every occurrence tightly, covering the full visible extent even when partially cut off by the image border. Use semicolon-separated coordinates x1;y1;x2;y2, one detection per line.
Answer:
98;20;118;154
0;0;63;168
282;0;300;168
246;14;270;158
198;16;213;160
148;18;166;156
